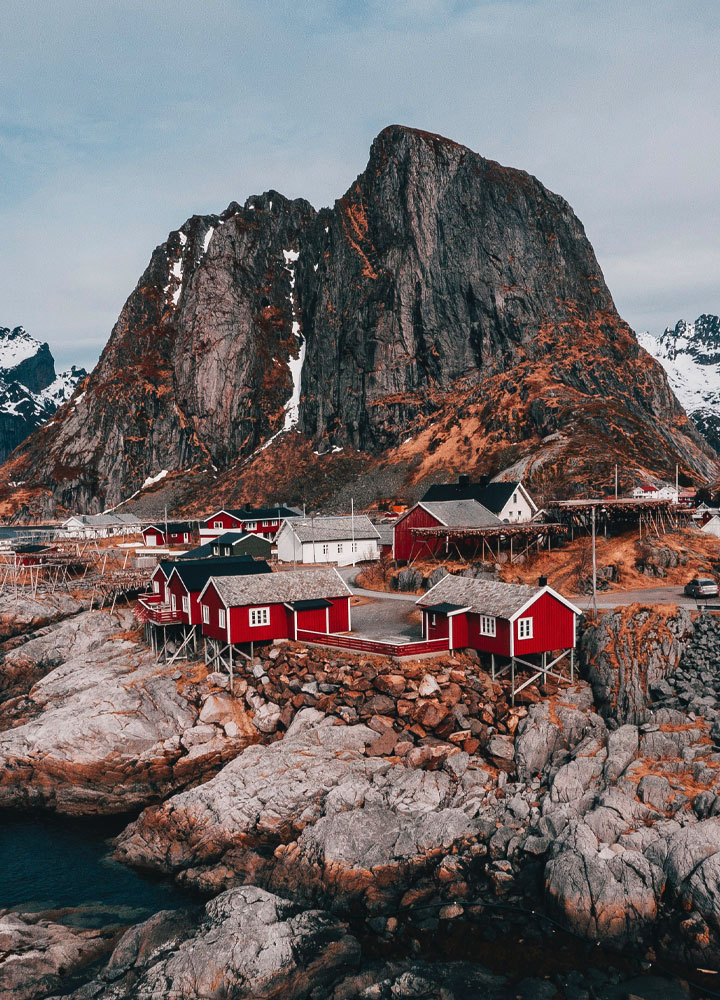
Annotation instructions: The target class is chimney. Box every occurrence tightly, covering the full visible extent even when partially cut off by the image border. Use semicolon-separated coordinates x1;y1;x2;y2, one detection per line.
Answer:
538;575;548;588
478;474;490;488
458;474;470;488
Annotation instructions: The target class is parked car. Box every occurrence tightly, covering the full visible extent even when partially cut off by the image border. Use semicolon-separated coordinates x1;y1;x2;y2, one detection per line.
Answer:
684;577;719;598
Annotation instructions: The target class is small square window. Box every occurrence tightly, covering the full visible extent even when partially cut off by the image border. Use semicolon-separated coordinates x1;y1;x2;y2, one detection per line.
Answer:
518;617;533;640
250;607;270;627
213;520;222;528
337;543;344;553
322;543;329;555
479;615;496;637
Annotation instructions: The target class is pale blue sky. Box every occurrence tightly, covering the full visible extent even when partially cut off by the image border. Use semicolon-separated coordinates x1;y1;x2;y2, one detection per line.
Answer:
1;0;718;369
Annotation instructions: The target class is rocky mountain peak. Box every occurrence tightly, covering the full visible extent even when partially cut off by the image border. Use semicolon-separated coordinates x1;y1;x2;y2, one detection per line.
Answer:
639;315;720;455
0;327;86;465
1;127;717;515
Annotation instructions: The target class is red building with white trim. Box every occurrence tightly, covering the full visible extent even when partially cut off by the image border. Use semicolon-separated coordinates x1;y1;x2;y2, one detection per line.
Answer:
416;574;580;657
200;507;299;541
393;500;503;562
142;521;195;547
198;567;351;645
165;558;271;626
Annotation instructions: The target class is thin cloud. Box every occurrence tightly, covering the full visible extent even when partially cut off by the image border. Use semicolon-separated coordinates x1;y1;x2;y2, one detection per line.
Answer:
0;0;718;368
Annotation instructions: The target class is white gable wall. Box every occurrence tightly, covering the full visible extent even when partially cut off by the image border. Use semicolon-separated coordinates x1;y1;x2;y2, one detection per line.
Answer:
497;486;536;523
299;538;379;565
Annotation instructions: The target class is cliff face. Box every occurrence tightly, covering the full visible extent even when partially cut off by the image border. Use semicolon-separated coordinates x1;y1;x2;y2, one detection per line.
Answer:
3;126;717;513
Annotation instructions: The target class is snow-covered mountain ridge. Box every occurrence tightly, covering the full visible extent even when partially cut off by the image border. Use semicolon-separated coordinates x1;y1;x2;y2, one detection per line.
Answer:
0;326;86;464
638;315;720;454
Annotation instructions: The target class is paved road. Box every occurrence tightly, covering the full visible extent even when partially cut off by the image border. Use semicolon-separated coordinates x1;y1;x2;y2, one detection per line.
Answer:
339;567;713;615
568;585;708;612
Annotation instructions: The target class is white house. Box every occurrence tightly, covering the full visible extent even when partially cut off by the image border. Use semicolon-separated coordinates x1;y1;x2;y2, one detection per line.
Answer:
62;513;142;538
631;485;679;503
420;478;537;524
276;515;381;566
701;515;720;538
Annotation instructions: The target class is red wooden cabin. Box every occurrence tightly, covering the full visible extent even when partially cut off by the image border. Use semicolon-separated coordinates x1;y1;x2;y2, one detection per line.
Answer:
143;521;194;547
417;574;580;656
198;567;351;645
393;500;502;562
149;560;180;603
165;557;271;626
200;506;299;541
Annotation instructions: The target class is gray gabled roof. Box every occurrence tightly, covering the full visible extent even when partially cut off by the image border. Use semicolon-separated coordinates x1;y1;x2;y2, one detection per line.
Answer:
375;524;395;545
419;500;503;528
283;515;380;543
417;573;581;619
205;567;351;607
418;575;541;618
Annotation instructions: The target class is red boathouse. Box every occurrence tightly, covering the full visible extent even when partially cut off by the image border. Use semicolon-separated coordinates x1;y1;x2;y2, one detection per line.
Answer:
198;566;351;645
416;574;581;658
143;521;194;547
392;500;503;562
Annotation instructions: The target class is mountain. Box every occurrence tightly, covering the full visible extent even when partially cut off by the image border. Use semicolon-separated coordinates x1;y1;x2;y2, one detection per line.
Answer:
638;316;720;455
1;126;717;517
0;327;86;465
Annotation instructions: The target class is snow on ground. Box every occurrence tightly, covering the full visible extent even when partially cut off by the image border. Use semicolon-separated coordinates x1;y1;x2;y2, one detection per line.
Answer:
202;227;215;253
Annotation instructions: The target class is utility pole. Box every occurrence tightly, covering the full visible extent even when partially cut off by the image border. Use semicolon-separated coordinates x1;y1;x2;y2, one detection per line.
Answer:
615;464;618;500
591;505;597;619
351;498;356;567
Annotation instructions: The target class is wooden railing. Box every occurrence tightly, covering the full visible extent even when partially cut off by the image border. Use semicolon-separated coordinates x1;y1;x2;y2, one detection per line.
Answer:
136;597;183;624
295;630;449;657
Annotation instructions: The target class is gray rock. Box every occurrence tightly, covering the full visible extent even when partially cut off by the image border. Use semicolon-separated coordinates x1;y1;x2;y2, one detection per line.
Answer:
62;886;360;1000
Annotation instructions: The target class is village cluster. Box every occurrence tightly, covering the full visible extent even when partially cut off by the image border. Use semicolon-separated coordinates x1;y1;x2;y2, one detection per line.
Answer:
5;474;717;696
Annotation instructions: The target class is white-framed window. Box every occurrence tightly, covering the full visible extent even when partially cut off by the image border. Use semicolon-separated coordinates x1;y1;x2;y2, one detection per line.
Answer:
182;596;190;614
153;580;160;593
218;609;226;628
213;520;223;528
270;519;277;527
337;542;344;554
351;542;357;553
171;594;177;611
250;607;270;627
246;521;257;531
183;533;189;542
202;604;209;624
322;543;329;555
430;613;437;627
518;617;533;639
479;615;496;636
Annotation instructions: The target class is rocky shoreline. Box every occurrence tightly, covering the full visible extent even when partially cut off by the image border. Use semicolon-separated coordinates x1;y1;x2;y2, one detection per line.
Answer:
3;595;720;998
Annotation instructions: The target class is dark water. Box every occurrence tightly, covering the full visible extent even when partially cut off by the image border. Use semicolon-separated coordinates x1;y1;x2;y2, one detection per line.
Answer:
0;813;199;927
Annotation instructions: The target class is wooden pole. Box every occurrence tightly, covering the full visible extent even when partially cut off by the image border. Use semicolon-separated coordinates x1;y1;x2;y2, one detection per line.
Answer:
591;506;597;619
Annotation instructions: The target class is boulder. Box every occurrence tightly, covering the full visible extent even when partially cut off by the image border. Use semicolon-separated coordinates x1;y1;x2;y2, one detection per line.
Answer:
61;887;360;1000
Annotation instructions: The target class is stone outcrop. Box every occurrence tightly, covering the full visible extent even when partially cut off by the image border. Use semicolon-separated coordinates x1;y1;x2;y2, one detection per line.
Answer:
0;911;118;1000
60;887;359;1000
3;126;716;514
581;604;692;723
0;609;257;813
114;722;487;910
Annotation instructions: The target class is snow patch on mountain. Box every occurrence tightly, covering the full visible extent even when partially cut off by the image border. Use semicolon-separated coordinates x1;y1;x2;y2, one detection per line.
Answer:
639;314;720;454
0;326;85;463
0;327;39;371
